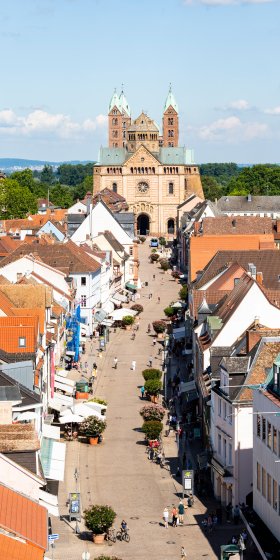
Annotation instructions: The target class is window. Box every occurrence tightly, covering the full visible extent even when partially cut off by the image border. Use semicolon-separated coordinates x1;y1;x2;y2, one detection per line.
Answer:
228;443;232;466
129;247;133;256
81;277;86;286
257;414;261;437
218;398;221;417
273;479;278;510
218;434;221;455
267;422;272;448
112;183;117;193
81;295;87;308
223;438;227;463
262;467;267;498
223;401;227;420
267;473;272;504
228;404;232;424
273;426;277;454
18;337;26;348
257;462;261;491
168;182;174;194
262;417;266;442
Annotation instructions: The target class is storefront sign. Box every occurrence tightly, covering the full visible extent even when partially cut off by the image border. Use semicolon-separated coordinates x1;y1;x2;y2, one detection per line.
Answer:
69;492;81;521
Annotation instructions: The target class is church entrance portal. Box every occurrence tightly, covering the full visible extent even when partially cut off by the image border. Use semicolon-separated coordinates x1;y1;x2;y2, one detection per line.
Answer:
137;213;150;235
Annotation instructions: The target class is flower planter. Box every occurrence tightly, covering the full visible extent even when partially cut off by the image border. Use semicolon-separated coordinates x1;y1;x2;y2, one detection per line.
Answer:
93;533;105;544
150;395;159;404
89;436;99;445
125;325;132;330
157;333;164;339
76;391;88;400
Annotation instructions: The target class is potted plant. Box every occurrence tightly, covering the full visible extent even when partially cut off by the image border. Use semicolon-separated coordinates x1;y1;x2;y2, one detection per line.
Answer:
144;378;162;403
89;397;108;406
150;253;159;263
152;320;166;338
140;403;165;422
131;303;143;314
79;416;107;445
179;284;188;301
160;260;169;272
159;236;166;247
121;315;135;330
142;420;163;441
142;368;162;381
84;504;116;544
139;236;146;243
164;306;175;318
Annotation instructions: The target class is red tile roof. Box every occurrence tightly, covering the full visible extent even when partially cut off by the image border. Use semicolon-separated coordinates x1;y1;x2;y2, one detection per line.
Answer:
0;533;44;560
0;483;48;550
0;316;38;353
202;216;274;235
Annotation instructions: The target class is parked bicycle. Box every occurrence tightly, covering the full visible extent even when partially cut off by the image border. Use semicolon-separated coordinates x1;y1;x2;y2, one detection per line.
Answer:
105;527;116;543
116;527;130;542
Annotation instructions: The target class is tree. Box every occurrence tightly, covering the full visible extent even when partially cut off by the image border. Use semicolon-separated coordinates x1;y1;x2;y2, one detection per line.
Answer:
201;176;224;201
57;163;94;186
0;178;37;219
73;175;93;200
40;165;54;184
50;184;73;208
10;169;36;191
227;165;280;196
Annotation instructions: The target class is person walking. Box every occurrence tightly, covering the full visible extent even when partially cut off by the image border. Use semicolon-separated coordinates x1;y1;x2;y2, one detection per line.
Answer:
233;504;240;525
131;360;136;371
147;323;151;333
172;505;178;527
113;357;118;369
178;500;185;525
153;274;155;280
140;385;145;399
181;547;187;559
157;296;160;304
148;356;153;367
163;507;169;529
153;337;157;346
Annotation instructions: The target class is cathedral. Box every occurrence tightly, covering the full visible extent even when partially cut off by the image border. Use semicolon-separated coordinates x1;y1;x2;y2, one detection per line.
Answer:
93;87;204;236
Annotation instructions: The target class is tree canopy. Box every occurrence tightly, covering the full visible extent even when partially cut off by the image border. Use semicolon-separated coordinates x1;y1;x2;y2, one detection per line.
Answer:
0;178;37;219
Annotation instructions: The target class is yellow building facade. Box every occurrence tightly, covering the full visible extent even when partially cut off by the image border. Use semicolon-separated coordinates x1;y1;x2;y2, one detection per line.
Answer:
93;88;204;236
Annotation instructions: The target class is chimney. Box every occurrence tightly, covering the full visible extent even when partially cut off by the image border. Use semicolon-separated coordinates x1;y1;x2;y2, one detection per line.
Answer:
246;328;261;353
248;262;257;280
194;222;200;234
256;271;263;285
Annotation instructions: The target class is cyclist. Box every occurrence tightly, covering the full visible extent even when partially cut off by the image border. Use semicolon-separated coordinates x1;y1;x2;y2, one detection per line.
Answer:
121;520;128;534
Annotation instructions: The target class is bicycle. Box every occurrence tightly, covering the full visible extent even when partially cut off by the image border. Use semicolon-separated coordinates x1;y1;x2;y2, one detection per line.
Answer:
116;528;130;542
105;527;116;543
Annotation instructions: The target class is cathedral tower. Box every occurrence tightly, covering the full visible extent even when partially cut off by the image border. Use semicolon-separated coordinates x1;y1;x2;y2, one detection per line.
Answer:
162;85;179;147
108;88;131;148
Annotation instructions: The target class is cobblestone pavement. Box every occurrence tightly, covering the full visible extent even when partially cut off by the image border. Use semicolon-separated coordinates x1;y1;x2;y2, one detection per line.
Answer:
50;241;252;560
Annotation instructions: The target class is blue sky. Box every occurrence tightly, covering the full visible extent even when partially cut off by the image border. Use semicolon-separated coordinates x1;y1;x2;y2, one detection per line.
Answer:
1;0;280;163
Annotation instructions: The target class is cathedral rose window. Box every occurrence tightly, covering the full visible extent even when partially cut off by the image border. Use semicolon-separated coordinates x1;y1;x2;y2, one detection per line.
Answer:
138;182;149;193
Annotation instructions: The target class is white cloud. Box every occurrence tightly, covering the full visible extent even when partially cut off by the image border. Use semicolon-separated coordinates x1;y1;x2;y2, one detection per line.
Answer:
0;108;107;139
264;106;280;115
228;99;250;110
184;0;273;5
197;116;268;141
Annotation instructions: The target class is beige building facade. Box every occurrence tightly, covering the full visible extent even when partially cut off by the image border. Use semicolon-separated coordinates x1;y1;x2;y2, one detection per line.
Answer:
93;87;204;236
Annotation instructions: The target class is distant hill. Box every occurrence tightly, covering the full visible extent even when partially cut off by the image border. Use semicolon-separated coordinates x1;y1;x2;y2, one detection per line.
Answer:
0;158;94;173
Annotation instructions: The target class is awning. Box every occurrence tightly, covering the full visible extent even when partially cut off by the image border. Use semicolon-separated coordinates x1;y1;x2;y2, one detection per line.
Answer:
172;326;185;340
54;380;74;395
112;292;128;303
103;300;114;314
109;308;137;321
94;309;107;323
55;369;69;378
101;319;114;326
39;489;59;517
40;437;66;481
125;281;138;291
55;374;75;387
49;394;74;411
42;423;60;440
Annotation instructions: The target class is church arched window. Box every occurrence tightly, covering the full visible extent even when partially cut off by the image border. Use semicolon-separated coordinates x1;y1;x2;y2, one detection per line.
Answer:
168;182;174;195
112;183;117;193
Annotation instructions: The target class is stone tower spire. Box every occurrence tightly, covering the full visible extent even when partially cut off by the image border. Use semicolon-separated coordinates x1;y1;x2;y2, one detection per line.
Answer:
162;84;179;147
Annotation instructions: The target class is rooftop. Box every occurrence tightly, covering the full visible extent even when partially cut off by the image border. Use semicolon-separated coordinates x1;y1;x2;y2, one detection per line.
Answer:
0;533;44;560
0;423;40;453
217;195;280;213
0;483;48;550
201;216;273;235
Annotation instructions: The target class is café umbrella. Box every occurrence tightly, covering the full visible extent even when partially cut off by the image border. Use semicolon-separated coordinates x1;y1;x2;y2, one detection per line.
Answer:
59;413;83;424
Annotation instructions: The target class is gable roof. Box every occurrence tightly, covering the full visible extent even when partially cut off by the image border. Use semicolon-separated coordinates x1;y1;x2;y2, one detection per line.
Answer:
237;339;280;402
0;533;44;560
189;234;275;282
194;250;280;290
202;216;273;235
0;241;101;275
103;230;125;253
0;284;52;309
0;483;47;550
217;195;280;213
